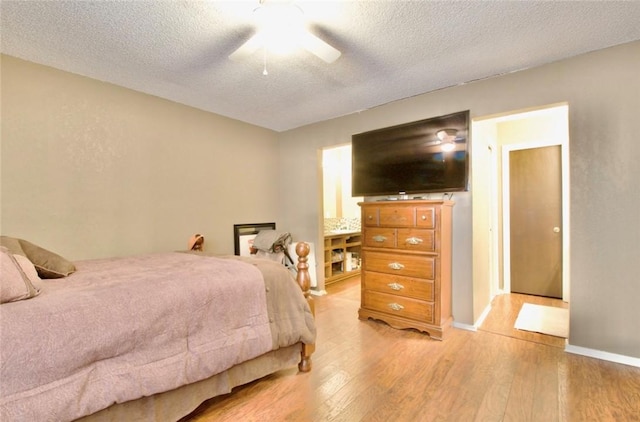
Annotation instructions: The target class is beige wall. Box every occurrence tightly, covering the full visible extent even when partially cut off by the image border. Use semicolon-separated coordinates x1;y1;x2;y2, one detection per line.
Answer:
278;41;640;358
1;55;280;259
3;41;639;359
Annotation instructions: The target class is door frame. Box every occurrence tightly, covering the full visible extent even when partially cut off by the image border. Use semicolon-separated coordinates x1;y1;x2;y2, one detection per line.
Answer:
502;139;570;301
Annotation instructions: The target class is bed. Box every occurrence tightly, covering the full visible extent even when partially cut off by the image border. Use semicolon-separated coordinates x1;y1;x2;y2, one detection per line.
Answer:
0;237;316;422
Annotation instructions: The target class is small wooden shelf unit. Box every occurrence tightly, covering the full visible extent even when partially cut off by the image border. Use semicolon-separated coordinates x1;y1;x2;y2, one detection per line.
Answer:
358;200;454;340
323;232;362;286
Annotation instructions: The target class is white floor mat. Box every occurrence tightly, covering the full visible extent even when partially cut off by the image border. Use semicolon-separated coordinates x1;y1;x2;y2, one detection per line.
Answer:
514;303;569;338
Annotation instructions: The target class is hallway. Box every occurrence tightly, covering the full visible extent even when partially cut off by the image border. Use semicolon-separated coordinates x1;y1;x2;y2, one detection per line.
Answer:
479;293;568;348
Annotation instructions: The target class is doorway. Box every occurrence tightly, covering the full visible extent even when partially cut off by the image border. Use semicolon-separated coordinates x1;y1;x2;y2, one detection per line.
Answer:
321;145;363;292
496;105;570;302
472;104;570;336
321;144;362;224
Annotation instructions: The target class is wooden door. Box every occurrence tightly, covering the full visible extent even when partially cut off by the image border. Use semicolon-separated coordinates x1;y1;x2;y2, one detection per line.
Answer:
509;146;562;298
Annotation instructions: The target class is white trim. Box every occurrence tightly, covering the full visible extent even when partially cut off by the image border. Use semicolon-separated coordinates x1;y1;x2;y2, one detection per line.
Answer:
565;344;640;368
310;289;327;296
489;141;500;300
473;303;493;329
454;302;492;332
452;321;477;332
501;146;512;293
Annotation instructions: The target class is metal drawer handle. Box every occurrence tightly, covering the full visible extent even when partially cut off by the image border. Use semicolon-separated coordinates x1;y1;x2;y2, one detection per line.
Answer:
388;262;404;270
388;303;404;311
387;282;404;291
372;235;387;243
405;237;423;245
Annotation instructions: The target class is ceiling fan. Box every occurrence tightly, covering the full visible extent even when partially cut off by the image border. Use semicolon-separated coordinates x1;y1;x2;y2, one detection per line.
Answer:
228;0;341;64
422;129;461;151
436;129;459;151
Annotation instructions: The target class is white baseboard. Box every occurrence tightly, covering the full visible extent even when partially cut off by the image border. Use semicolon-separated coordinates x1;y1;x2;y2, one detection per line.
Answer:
452;302;493;333
310;289;327;296
474;303;493;329
452;321;477;332
565;344;640;368
452;303;493;333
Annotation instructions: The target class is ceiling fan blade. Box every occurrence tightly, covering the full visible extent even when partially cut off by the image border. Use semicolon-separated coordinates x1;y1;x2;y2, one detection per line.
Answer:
299;31;341;63
229;33;264;61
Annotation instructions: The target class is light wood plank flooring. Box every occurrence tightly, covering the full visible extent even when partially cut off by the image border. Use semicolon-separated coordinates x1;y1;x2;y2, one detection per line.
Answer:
184;278;640;421
479;292;569;348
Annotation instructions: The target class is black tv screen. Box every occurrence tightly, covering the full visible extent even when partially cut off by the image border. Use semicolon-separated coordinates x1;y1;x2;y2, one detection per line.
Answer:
352;110;470;197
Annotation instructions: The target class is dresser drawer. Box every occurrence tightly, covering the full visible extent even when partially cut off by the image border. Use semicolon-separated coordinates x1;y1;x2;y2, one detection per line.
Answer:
416;207;435;228
363;228;396;248
363;251;435;279
397;228;435;252
364;271;434;301
363;290;434;323
379;206;414;227
362;208;379;227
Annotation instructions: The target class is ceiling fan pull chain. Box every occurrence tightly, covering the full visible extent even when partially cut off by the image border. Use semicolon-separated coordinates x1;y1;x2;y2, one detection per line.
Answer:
263;47;268;76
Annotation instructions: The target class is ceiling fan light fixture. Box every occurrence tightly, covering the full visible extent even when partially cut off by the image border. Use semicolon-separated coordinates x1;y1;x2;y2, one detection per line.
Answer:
440;142;456;152
263;28;301;55
229;0;341;65
254;2;304;27
436;129;458;152
254;2;305;55
436;128;457;142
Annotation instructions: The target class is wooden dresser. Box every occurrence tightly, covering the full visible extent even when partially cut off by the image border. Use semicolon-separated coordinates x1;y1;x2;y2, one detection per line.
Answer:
358;200;454;340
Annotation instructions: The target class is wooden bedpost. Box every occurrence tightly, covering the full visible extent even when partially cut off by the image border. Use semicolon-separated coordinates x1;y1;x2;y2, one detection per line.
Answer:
295;242;315;372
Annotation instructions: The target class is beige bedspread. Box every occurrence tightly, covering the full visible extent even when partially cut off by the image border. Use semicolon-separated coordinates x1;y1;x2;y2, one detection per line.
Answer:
0;252;315;422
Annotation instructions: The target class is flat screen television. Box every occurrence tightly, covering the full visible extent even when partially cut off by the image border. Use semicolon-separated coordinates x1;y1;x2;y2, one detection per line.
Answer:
352;110;470;197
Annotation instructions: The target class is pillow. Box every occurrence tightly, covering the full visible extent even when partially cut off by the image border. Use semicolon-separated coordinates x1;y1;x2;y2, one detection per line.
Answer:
0;236;26;256
13;253;44;291
18;239;76;279
0;236;76;279
1;246;41;303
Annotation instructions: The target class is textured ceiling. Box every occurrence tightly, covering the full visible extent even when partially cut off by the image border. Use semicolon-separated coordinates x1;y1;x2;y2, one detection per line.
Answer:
2;1;640;132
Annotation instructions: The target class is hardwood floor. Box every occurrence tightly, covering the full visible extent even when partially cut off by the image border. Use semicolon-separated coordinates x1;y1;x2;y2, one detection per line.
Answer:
184;278;640;422
479;292;569;349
